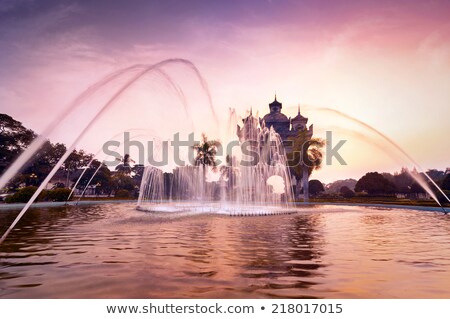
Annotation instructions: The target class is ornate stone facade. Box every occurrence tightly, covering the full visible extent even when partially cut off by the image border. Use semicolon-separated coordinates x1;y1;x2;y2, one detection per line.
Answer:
237;96;313;150
235;96;315;201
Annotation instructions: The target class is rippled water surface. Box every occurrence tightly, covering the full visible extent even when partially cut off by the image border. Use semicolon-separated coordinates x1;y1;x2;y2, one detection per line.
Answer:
0;203;449;298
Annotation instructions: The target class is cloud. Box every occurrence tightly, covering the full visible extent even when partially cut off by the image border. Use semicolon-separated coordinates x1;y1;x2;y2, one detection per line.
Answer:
1;0;449;182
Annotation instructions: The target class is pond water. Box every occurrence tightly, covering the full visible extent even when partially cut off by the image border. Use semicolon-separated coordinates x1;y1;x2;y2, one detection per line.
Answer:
0;203;449;298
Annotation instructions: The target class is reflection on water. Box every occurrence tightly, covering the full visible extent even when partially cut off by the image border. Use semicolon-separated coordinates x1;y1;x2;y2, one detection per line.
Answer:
0;204;449;298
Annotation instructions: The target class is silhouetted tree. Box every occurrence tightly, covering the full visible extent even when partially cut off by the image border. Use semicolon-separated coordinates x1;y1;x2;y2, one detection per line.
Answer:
62;149;93;187
308;179;324;196
355;172;397;195
193;133;220;181
115;154;134;176
410;181;426;194
393;167;414;193
111;173;135;192
442;174;450;191
0;113;36;174
287;129;324;199
325;179;357;193
340;186;355;198
382;172;394;183
132;164;145;185
426;169;445;182
22;141;67;185
75;159;112;194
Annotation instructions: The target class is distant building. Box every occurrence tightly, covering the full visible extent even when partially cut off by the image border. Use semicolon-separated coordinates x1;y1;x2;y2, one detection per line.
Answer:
237;95;313;150
235;96;315;201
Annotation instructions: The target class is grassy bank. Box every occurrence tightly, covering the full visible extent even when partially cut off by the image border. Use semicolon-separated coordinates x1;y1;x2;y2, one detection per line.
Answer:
74;196;137;201
296;196;449;208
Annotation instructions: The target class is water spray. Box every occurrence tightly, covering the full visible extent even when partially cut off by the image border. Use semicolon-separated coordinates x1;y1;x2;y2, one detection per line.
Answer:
300;105;450;209
0;59;217;246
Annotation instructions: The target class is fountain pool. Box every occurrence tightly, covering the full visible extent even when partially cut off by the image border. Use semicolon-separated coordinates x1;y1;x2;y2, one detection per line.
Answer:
0;203;449;298
0;59;448;299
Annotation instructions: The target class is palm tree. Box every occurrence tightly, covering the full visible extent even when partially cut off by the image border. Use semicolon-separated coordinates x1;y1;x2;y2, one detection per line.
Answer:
192;134;220;200
287;129;324;201
219;155;238;200
115;154;135;176
192;134;220;180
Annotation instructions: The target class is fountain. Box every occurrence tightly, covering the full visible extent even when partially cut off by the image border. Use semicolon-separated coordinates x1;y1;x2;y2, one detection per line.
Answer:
0;59;217;244
0;58;448;246
137;109;296;216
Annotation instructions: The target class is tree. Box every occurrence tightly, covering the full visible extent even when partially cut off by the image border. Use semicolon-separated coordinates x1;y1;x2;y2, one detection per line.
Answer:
0;113;36;174
22;141;67;185
63;149;93;187
113;154;142;196
393;167;414;193
442;174;450;191
308;179;324;196
115;154;134;176
132;164;145;185
192;133;220;181
325;179;357;194
355;172;397;195
287;128;324;200
382;172;394;184
340;186;355;198
0;113;113;193
111;173;135;192
75;159;113;195
426;169;445;182
410;181;426;194
219;155;238;200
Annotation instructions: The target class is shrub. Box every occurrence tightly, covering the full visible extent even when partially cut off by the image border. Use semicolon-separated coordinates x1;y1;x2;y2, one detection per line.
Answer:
115;189;130;198
38;189;50;201
5;186;38;203
48;188;72;202
5;187;72;203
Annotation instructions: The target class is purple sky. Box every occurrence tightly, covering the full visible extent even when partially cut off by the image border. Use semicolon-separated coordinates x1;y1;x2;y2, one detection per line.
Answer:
1;0;449;182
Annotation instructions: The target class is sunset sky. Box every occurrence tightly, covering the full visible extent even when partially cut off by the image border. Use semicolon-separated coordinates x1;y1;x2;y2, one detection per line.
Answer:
0;0;449;183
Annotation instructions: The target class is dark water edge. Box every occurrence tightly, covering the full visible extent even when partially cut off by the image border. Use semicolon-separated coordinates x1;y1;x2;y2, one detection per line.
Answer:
0;203;449;298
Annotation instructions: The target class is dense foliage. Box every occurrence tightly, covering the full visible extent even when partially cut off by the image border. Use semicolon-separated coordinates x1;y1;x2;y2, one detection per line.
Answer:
5;186;38;203
340;186;355;198
115;189;131;198
308;179;324;196
1;113;448;203
5;187;73;203
355;172;397;195
1;113;143;198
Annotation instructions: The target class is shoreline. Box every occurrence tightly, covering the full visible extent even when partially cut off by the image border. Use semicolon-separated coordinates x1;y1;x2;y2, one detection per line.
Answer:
0;199;137;210
295;201;448;213
0;200;447;213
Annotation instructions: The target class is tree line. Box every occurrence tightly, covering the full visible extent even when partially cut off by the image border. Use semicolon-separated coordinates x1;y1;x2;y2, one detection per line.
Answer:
1;112;448;203
308;168;450;202
0;113;143;201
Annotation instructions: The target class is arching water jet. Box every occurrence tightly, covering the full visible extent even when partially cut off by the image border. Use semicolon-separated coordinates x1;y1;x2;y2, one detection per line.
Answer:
287;105;449;210
0;59;218;245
